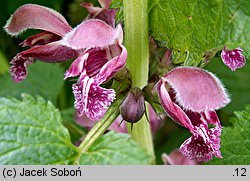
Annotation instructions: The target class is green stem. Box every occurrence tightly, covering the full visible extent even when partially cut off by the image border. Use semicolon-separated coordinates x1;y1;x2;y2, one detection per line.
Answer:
74;97;123;164
124;0;155;164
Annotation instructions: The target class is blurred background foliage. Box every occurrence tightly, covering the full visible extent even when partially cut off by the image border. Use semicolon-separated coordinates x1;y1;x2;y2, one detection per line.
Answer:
0;0;249;165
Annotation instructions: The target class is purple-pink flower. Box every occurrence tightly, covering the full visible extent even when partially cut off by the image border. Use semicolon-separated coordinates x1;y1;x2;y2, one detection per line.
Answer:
81;0;117;27
221;46;246;71
61;2;126;120
162;150;200;165
4;4;79;82
4;2;127;121
156;67;230;162
65;41;127;120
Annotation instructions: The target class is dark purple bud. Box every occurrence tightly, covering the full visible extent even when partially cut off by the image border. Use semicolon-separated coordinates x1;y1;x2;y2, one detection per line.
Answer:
120;87;145;123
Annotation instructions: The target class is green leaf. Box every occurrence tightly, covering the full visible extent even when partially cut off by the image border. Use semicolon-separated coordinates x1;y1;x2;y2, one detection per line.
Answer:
78;131;151;165
110;0;124;24
0;95;150;165
0;94;78;164
148;0;250;66
61;108;86;143
0;61;64;103
0;50;9;75
206;106;250;165
205;57;250;123
220;0;250;58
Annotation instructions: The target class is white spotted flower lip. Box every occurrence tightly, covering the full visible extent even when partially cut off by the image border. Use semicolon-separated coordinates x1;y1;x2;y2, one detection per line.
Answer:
5;3;128;121
156;67;230;162
221;46;246;71
67;43;127;120
62;2;126;121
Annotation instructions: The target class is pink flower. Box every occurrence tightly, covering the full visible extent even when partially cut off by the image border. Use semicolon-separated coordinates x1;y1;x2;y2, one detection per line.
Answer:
61;4;126;120
221;46;246;71
162;150;200;165
5;3;127;121
148;104;164;134
61;8;126;121
4;4;78;82
81;0;117;27
156;67;230;162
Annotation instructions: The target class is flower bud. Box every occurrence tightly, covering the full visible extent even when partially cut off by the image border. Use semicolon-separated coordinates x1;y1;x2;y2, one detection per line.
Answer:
120;87;145;123
221;46;246;71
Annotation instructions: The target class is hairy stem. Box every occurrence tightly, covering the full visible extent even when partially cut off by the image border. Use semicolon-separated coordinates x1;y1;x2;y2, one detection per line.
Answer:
124;0;155;164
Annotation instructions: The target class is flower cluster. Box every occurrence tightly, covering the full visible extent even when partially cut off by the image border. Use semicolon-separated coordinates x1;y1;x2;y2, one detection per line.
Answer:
4;0;247;163
4;0;127;120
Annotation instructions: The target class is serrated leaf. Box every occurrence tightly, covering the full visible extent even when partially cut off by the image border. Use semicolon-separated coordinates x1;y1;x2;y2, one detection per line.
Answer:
148;0;250;66
220;0;250;58
0;94;78;164
206;106;250;165
205;57;250;122
61;108;86;143
78;131;151;165
0;61;64;103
